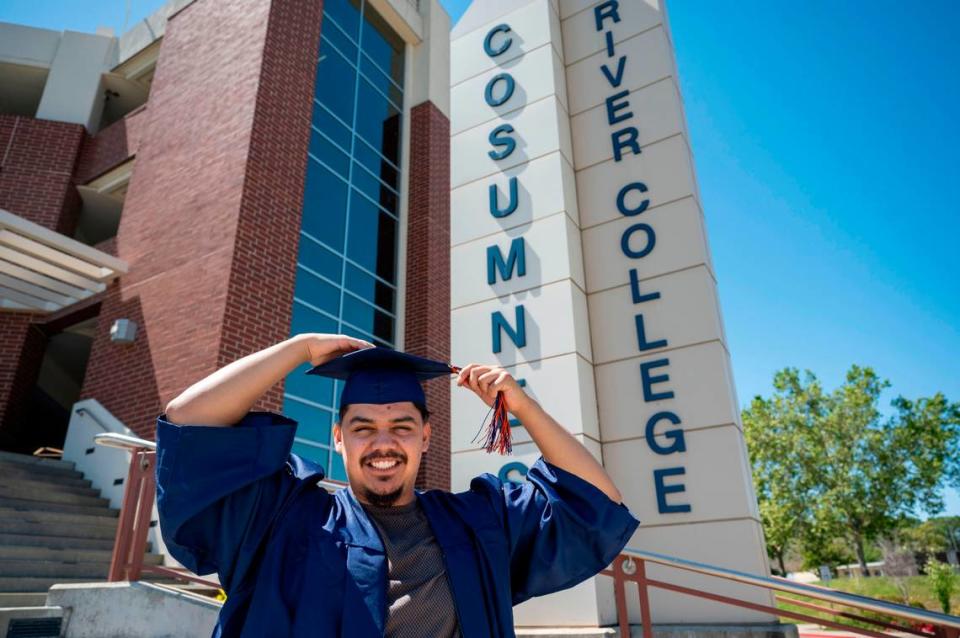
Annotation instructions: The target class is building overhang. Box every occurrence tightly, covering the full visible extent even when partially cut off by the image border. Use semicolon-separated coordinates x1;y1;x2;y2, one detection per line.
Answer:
0;208;128;315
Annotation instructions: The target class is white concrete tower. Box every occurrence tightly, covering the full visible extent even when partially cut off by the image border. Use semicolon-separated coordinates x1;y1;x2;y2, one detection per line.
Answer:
450;0;776;628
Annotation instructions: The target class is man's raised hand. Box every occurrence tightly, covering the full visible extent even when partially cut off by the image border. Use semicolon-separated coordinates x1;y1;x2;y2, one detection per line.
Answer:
301;334;375;367
455;363;533;414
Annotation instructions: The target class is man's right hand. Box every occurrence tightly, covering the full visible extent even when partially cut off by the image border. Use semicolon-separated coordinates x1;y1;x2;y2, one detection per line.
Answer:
300;333;375;367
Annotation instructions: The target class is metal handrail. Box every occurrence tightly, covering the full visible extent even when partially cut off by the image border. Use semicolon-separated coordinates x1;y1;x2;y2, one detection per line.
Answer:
94;432;156;450
620;546;960;629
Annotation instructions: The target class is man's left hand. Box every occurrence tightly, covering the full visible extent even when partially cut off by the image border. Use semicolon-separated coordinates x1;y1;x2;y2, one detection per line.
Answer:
456;364;533;415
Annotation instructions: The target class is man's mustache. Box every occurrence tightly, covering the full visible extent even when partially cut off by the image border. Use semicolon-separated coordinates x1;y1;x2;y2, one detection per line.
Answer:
361;450;407;465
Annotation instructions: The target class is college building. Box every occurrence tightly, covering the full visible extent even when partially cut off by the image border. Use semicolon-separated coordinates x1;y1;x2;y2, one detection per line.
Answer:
0;0;780;631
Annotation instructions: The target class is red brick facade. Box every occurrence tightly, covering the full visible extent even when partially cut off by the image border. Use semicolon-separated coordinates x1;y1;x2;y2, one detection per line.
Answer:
79;0;324;439
0;115;85;451
407;101;452;491
74;105;148;184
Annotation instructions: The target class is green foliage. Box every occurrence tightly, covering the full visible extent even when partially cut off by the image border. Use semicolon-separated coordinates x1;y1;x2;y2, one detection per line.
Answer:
925;558;958;614
743;365;960;575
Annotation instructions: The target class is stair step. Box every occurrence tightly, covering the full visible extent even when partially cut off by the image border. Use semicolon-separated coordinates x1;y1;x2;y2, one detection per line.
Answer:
0;577;94;593
0;496;115;517
0;592;47;606
0;480;101;499
0;507;119;529
0;545;161;566
0;477;99;498
0;519;117;540
0;451;75;472
0;533;117;551
0;559;110;579
0;463;85;483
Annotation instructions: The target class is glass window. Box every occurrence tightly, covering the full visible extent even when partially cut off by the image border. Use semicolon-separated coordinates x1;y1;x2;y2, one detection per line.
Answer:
294;266;340;316
301;160;347;253
352;161;398;216
355;78;401;162
345;263;394;312
347;193;397;283
361;6;404;87
329;450;347;481
284;397;334;446
321;17;358;62
312;101;351;151
299;237;342;284
315;41;356;125
323;0;361;42
290;0;406;445
285;361;336;410
343;294;394;344
354;138;399;193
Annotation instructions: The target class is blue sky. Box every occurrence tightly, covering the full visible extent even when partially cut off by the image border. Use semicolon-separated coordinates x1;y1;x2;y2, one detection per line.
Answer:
4;0;957;517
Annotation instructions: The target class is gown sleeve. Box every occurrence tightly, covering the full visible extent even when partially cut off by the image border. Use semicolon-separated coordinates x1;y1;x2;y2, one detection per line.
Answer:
154;411;316;589
470;456;640;605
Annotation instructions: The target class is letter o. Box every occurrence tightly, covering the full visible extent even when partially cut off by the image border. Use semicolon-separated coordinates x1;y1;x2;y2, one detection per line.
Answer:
484;73;515;107
621;223;656;258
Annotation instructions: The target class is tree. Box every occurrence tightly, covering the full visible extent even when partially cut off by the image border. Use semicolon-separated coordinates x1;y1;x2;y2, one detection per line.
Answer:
924;558;958;614
743;365;960;577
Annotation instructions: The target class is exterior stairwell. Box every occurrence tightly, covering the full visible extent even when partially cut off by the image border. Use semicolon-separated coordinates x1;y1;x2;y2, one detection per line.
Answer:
0;449;162;597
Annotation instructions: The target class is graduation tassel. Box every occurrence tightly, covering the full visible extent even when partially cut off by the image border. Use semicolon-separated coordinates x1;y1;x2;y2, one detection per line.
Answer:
451;365;513;455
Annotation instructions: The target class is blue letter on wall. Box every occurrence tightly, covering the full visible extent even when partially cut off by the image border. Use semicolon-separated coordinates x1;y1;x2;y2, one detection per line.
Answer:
621;223;655;259
605;90;633;125
654;467;692;513
487;237;527;284
645;412;686;455
612;127;641;161
640;359;674;402
635;314;667;351
488;124;516;160
498;461;528;484
617;182;649;216
594;0;621;31
629;269;660;304
484;24;513;57
484;73;515;107
489;177;519;218
492;305;526;353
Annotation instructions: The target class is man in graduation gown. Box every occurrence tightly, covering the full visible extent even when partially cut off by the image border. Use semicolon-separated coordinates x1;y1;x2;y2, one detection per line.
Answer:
156;333;639;637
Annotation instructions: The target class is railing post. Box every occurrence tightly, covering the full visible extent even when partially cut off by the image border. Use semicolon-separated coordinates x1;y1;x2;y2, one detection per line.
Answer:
107;447;145;581
127;451;155;580
637;558;653;638
612;557;630;638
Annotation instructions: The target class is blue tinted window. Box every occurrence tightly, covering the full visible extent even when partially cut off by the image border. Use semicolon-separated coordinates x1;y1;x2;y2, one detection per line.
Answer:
347;193;397;282
290;0;405;452
285;361;335;409
330;451;347;482
299;237;342;284
345;263;394;312
301;160;347;253
323;0;361;41
313;101;351;150
315;42;356;125
285;397;334;446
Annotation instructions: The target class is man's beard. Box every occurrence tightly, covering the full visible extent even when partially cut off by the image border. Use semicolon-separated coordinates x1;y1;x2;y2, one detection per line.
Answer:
361;484;405;507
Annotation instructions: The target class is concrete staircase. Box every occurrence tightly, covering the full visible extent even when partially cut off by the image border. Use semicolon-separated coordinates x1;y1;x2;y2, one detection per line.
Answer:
0;450;162;593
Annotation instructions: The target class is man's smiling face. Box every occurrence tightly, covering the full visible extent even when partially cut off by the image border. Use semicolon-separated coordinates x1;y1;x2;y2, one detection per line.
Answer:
333;401;430;507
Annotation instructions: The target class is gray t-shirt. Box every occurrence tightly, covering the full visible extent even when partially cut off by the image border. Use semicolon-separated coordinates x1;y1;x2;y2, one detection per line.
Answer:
362;499;461;638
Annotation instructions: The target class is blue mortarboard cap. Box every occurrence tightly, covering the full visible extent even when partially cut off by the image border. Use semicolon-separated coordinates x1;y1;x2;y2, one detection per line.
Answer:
305;347;452;407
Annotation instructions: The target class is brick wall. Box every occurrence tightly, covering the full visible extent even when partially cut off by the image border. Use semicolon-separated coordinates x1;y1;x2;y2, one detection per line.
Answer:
74;105;148;184
0;115;84;234
406;101;452;491
0;115;85;449
218;0;324;411
78;0;323;439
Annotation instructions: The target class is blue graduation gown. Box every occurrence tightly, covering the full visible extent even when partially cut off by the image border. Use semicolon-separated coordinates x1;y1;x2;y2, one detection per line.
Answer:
155;411;640;637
